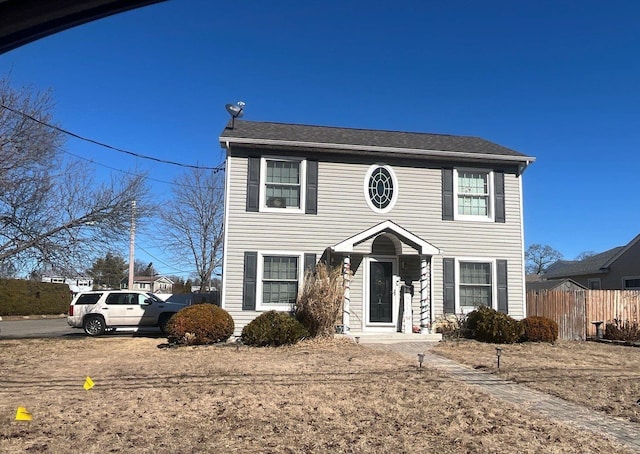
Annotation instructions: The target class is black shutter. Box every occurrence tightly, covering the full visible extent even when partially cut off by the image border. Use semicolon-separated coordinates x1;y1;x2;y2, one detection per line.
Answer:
246;157;260;212
494;171;505;223
497;259;508;313
443;258;455;314
306;160;318;214
442;168;454;221
243;251;258;310
304;253;317;272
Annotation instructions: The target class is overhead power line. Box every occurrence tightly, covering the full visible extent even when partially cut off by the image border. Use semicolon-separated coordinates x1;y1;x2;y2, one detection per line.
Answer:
62;149;225;190
0;102;224;172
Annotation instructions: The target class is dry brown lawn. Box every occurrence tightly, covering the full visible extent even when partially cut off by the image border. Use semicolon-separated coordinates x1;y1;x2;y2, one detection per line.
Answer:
0;337;634;453
434;339;640;424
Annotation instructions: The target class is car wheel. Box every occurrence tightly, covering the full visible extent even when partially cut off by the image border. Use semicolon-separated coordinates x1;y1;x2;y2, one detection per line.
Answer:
84;316;106;336
159;313;175;335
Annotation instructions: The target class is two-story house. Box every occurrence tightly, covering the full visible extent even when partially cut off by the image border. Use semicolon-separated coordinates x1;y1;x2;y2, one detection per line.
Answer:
120;275;174;294
219;120;535;335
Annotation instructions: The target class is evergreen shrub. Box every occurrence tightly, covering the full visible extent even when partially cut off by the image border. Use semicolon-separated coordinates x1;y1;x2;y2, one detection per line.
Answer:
0;278;71;316
466;306;523;344
165;303;234;345
520;316;558;343
241;310;309;347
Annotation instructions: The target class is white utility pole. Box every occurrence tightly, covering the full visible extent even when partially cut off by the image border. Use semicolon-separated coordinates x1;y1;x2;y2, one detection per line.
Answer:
128;200;136;290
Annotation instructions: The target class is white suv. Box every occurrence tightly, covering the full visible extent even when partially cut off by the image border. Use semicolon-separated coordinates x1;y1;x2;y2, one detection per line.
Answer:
67;290;188;336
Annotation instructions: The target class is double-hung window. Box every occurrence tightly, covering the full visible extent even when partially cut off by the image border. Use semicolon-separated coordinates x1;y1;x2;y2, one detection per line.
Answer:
587;278;602;290
455;169;493;220
458;261;494;311
261;158;305;211
623;276;640;290
260;254;300;308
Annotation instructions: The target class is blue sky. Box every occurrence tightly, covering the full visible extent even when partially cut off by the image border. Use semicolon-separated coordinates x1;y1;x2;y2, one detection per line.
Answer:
1;0;639;276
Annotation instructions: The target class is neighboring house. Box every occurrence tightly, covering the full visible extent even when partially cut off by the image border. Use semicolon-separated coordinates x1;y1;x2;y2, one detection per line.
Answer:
543;234;640;290
526;278;586;292
42;276;93;293
120;276;174;294
219;120;535;335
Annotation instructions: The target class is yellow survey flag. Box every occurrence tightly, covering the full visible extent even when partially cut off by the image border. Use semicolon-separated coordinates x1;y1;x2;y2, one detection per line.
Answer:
84;376;95;391
15;407;32;421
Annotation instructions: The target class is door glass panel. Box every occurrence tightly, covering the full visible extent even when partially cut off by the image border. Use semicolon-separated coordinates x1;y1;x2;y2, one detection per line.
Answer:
370;261;393;323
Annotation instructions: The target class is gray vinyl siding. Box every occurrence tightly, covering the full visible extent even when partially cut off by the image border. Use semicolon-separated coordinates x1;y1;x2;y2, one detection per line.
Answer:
592;241;640;289
224;153;526;333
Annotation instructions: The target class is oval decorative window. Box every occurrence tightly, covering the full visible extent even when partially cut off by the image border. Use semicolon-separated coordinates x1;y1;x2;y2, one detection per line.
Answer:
364;165;398;213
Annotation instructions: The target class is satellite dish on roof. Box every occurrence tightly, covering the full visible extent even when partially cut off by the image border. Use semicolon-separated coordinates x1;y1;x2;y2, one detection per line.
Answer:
225;101;245;129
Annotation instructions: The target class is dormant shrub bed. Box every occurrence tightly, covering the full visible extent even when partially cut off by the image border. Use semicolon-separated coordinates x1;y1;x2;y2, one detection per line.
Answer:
435;340;640;423
0;338;631;453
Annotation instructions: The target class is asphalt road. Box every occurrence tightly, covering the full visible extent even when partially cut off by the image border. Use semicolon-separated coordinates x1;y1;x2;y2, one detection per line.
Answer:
0;317;164;339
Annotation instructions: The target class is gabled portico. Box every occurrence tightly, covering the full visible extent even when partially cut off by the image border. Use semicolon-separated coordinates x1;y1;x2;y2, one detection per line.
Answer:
331;220;440;334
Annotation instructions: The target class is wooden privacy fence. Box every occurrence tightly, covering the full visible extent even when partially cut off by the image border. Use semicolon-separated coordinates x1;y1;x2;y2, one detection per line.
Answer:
526;290;640;341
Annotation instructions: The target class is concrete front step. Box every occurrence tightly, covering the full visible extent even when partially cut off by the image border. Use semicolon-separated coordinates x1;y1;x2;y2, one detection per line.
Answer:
336;332;442;344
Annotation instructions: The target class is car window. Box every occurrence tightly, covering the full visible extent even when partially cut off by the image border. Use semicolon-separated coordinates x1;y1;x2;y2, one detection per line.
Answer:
105;293;125;305
145;293;162;303
74;293;102;305
136;294;148;305
105;293;138;305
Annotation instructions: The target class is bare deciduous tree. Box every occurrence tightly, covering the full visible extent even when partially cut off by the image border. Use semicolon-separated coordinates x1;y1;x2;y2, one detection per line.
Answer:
0;77;151;274
161;168;224;292
574;251;596;261
525;244;563;275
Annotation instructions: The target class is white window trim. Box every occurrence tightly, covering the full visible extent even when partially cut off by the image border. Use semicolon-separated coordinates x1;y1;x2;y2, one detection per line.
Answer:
455;257;497;314
453;168;494;222
363;164;399;214
256;251;304;311
588;278;602;290
259;156;306;213
622;276;640;290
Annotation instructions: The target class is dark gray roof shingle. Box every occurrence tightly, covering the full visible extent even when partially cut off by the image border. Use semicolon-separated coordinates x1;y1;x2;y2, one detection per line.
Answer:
220;120;532;159
543;247;625;278
526;279;586;291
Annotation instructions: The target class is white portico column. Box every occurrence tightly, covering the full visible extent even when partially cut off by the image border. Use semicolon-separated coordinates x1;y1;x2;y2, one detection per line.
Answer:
342;255;351;333
420;255;430;333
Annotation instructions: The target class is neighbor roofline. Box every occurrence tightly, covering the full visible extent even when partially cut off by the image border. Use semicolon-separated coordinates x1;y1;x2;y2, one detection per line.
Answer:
544;268;609;278
220;137;536;166
601;233;640;268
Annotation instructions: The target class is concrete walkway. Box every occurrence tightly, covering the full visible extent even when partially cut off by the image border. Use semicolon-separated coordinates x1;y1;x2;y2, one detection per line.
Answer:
372;341;640;453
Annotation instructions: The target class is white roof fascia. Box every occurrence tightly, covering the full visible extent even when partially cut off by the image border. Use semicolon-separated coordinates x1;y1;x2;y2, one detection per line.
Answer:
332;220;440;255
220;137;536;165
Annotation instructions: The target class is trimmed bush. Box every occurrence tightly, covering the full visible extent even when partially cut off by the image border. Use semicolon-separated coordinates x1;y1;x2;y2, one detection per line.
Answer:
165;303;234;346
604;319;640;342
296;264;343;337
0;278;71;316
241;311;309;347
466;306;523;344
520;316;558;343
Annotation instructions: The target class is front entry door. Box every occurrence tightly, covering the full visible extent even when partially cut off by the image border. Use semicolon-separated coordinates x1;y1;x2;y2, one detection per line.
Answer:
369;260;394;323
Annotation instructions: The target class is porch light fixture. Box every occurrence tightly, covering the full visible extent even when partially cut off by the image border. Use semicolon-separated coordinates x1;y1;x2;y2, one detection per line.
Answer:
417;353;425;368
495;347;502;369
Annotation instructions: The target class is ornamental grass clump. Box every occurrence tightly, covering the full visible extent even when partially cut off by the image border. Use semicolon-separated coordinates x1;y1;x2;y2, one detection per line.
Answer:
295;264;344;337
165;303;234;346
520;316;558;343
241;311;309;347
